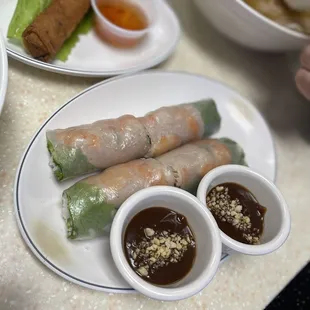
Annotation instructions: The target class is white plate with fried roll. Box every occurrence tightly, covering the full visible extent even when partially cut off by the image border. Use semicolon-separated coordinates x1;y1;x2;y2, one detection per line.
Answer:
0;0;180;77
14;71;276;292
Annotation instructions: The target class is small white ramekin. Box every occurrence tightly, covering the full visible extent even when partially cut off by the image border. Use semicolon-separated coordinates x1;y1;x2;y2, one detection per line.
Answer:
197;165;291;256
110;186;222;301
91;0;158;47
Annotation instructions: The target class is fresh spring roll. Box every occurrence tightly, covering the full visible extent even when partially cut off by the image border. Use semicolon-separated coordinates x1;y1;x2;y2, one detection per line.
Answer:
47;99;221;181
62;138;245;240
156;138;245;193
140;100;220;157
63;159;176;239
22;0;90;62
47;115;150;181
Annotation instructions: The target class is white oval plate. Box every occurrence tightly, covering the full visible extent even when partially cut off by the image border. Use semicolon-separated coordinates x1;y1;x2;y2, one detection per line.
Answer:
14;71;276;293
0;31;8;114
0;0;180;77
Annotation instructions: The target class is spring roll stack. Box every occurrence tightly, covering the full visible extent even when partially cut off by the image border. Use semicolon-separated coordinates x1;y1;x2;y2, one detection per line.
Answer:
63;138;246;240
47;99;221;181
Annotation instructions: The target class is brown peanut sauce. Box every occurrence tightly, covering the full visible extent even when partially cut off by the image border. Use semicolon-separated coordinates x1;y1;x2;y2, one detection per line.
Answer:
124;207;196;285
207;183;267;245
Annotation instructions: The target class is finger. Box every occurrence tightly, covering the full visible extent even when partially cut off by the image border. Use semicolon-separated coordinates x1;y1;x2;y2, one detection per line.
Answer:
300;45;310;71
296;68;310;100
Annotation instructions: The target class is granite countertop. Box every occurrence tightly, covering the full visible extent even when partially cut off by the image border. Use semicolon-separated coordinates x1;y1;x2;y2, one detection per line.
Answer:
1;1;310;309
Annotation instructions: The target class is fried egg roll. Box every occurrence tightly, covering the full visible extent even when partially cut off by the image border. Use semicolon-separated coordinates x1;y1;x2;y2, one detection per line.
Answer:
22;0;90;62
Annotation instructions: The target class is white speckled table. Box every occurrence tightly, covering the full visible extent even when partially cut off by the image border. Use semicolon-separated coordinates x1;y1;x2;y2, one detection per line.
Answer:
1;1;310;309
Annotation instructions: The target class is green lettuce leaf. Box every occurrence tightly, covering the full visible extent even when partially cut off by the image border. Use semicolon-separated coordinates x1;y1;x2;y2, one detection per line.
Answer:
7;0;93;62
56;11;93;62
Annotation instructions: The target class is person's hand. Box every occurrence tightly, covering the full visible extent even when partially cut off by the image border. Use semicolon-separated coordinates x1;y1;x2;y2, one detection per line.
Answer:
296;45;310;100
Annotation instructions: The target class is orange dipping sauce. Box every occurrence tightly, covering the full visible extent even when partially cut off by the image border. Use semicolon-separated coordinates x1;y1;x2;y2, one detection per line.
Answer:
98;0;148;31
95;0;149;47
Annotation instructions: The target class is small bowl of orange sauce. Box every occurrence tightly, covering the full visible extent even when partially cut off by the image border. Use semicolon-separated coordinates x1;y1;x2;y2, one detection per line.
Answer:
91;0;158;47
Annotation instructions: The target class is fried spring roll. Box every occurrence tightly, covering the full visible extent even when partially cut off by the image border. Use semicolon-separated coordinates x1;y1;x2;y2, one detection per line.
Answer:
62;138;246;240
47;99;221;181
22;0;90;62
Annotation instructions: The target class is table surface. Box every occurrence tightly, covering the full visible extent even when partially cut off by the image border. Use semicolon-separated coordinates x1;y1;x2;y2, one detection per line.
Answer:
1;1;310;309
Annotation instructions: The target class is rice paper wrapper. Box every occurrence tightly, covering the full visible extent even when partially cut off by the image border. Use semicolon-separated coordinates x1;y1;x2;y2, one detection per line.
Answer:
63;159;176;239
157;138;246;193
47;115;151;181
63;183;116;240
141;99;221;157
192;100;221;137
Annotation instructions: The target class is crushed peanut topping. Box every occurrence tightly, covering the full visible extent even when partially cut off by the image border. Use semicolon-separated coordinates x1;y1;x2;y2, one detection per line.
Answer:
124;207;197;285
126;229;195;277
207;184;266;245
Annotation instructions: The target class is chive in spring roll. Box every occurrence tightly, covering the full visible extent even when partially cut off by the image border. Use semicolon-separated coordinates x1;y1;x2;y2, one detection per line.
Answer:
47;99;221;181
63;138;246;240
